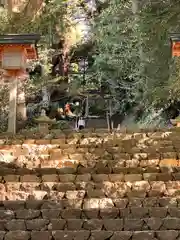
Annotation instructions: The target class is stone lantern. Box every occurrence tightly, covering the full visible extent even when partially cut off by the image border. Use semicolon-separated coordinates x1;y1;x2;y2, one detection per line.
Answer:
34;109;56;134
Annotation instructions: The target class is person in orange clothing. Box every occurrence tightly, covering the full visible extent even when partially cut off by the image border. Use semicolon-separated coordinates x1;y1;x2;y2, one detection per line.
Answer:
64;103;76;118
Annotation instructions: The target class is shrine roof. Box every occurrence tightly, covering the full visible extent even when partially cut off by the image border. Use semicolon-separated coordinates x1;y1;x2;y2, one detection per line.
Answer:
170;33;180;42
0;34;40;44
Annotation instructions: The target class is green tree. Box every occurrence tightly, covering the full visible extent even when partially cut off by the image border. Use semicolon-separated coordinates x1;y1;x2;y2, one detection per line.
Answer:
92;0;180;126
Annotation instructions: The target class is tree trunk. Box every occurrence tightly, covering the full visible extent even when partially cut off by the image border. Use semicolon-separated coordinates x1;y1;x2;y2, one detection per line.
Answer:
132;0;138;14
132;0;143;58
6;0;43;16
132;0;146;96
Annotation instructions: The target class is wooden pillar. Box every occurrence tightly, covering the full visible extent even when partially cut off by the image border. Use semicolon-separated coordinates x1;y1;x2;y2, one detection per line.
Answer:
8;78;17;134
106;99;112;132
106;110;111;132
109;99;113;129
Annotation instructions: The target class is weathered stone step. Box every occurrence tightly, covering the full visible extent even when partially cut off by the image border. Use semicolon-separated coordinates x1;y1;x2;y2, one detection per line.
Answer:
0;143;179;162
1;217;180;231
1;158;179;174
2;208;180;220
0;131;175;145
1;194;179;209
2;180;180;200
1;146;178;158
1;144;173;155
0;230;179;240
3;172;180;183
1;141;172;152
0;208;174;219
1;196;179;209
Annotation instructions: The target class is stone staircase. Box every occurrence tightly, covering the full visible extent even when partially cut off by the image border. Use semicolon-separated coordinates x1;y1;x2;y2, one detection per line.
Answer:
0;130;180;240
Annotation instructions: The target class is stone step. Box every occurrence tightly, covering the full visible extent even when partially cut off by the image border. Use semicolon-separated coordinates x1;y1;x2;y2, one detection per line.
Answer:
1;194;179;209
1;217;180;231
1;141;170;150
0;230;180;240
1;159;179;174
0;146;177;158
1;196;179;209
2;180;180;200
0;142;178;160
1;207;180;219
2;172;180;183
0;131;175;144
0;196;180;209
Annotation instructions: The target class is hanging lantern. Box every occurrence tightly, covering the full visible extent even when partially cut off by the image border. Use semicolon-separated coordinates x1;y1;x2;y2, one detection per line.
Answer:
0;34;40;73
0;34;40;134
170;33;180;57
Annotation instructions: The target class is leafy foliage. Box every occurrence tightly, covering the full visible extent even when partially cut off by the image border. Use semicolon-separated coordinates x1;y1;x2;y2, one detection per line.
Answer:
1;0;180;130
92;0;142;114
92;0;180;124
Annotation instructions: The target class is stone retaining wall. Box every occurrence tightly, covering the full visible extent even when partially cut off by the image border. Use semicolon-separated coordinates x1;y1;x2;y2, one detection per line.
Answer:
0;130;180;239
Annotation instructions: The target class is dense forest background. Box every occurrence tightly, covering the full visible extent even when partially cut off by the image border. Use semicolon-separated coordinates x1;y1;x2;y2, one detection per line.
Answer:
0;0;180;130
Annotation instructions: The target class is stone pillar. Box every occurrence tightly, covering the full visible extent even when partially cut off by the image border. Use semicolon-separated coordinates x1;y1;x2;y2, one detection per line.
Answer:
42;86;50;108
17;81;27;121
7;78;17;134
